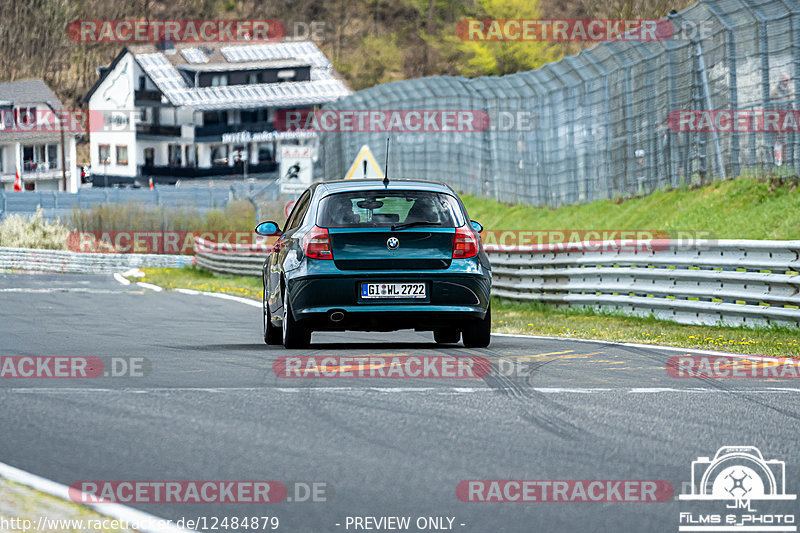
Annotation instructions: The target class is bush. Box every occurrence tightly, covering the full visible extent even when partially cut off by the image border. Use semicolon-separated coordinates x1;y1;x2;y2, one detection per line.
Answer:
0;208;69;250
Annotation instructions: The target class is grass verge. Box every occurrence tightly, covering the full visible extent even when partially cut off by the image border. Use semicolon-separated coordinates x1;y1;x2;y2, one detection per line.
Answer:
461;176;800;239
132;267;800;357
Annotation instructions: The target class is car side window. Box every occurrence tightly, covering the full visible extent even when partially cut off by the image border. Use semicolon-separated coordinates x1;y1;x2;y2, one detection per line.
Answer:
285;191;311;232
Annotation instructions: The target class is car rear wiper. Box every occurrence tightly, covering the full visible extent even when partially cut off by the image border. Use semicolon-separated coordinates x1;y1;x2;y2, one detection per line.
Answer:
390;221;443;231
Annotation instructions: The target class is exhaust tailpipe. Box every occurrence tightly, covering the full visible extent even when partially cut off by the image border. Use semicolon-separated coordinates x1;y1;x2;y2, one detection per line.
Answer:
329;310;345;323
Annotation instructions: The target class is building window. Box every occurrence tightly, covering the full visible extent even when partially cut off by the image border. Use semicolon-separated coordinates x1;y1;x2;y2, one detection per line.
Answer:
210;145;228;166
116;145;129;166
257;143;274;163
168;144;182;166
16;106;35;127
248;73;258;84
277;70;296;82
143;148;155;166
47;144;58;169
184;145;197;167
211;75;228;87
98;144;111;165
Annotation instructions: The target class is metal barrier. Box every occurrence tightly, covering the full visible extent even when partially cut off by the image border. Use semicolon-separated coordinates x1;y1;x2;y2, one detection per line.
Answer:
0;246;191;274
487;239;800;327
0;182;280;220
193;237;269;277
191;235;800;327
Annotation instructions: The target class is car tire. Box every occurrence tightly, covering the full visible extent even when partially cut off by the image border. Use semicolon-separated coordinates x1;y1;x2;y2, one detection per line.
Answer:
263;289;281;345
433;328;460;344
462;304;491;348
283;290;311;349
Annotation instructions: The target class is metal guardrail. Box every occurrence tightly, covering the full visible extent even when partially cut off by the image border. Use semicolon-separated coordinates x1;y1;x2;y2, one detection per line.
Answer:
486;239;800;327
193;237;269;277
0;183;280;221
0;246;192;274
193;237;800;327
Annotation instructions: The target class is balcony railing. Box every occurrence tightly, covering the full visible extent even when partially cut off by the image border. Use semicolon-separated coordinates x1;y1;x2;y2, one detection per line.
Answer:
136;124;182;136
140;161;278;178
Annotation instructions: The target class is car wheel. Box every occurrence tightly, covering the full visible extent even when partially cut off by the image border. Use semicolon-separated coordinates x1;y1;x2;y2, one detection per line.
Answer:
462;304;491;348
433;328;460;344
263;288;281;345
282;290;311;349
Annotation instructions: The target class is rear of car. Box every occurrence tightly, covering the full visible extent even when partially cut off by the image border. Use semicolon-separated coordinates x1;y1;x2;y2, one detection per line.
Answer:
263;180;492;348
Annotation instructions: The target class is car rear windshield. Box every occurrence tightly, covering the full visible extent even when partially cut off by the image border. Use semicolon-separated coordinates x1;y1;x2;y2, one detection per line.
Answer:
317;190;466;228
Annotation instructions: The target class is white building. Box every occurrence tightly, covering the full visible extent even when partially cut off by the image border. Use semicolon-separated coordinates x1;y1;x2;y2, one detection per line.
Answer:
84;41;351;186
0;80;79;192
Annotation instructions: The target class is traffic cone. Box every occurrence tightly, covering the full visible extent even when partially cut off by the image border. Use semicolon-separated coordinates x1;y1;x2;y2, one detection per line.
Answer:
149;177;154;190
13;171;21;191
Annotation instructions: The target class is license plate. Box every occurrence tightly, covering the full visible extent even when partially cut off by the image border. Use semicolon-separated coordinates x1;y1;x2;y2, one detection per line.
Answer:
361;282;426;299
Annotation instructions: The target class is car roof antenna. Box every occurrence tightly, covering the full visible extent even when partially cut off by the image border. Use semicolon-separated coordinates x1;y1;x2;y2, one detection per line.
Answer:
383;137;390;187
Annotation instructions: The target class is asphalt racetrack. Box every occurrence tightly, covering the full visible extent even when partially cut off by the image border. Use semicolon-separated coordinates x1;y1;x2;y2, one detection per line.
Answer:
1;273;798;533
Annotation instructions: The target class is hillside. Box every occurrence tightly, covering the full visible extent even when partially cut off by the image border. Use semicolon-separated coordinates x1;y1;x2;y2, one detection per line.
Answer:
0;0;692;107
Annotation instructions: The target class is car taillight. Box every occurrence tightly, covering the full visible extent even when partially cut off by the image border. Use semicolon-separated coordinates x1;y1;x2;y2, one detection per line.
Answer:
453;226;479;259
303;226;333;260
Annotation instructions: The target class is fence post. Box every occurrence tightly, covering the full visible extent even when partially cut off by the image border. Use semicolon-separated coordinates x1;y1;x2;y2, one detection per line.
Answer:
705;1;740;179
695;41;727;181
754;10;773;171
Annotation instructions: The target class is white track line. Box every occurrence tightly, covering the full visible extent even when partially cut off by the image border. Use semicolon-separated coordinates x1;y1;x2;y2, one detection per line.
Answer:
136;282;163;292
113;273;130;286
493;332;795;363
174;288;261;308
0;460;193;533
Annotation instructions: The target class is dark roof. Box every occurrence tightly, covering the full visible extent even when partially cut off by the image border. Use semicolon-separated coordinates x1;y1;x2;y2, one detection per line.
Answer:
0;79;63;108
84;42;351;110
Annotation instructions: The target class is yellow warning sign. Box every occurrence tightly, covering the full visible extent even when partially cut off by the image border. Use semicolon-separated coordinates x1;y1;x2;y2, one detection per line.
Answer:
344;145;385;180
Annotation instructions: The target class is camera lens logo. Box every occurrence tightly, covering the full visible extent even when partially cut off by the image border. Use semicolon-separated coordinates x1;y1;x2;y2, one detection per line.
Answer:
680;446;795;501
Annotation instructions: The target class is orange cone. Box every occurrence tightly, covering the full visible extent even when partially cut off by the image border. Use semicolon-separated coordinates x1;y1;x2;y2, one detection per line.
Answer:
13;171;21;191
149;177;154;190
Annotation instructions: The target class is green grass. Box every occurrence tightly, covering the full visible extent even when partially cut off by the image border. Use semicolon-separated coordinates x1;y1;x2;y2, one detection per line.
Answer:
132;267;800;357
136;266;262;300
461;177;800;239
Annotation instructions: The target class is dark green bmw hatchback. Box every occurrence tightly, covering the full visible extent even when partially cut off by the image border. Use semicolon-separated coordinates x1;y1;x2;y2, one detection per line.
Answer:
255;179;492;348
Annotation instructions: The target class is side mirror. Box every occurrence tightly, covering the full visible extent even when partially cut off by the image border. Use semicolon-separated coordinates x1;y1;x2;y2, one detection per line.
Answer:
255;221;281;236
470;220;483;233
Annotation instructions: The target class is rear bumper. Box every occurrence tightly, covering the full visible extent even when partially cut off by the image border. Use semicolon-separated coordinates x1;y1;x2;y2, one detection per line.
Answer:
287;270;491;331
